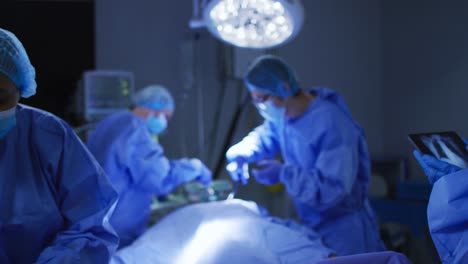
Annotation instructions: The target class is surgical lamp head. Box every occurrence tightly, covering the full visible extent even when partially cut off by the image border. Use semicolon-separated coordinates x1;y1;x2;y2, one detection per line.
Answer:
202;0;304;49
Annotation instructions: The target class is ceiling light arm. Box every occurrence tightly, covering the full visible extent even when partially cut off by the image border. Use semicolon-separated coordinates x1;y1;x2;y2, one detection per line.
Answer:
190;0;210;28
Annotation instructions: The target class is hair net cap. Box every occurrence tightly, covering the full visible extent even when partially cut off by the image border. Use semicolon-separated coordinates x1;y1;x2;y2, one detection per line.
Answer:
244;55;299;98
0;28;36;98
133;84;175;110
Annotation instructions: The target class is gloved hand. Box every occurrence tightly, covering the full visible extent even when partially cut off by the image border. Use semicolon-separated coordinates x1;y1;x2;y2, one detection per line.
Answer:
413;150;462;184
226;161;249;185
226;143;255;163
187;158;212;186
251;160;282;186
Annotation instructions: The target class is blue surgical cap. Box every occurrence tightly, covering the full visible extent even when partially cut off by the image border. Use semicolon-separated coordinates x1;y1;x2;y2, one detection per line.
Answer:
244;55;299;98
0;28;36;98
133;84;175;110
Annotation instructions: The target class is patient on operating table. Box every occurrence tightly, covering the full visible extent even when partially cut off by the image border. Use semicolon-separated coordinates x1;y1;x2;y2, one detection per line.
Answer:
111;199;334;264
110;196;412;264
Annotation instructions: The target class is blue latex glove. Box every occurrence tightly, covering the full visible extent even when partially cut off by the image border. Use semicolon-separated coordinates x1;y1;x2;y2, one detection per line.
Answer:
413;150;462;184
190;159;212;186
226;143;255;163
226;161;249;185
251;160;282;186
197;171;212;187
225;143;253;185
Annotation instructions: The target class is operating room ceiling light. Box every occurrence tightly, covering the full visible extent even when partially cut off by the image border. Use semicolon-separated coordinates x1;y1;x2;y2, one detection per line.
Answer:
202;0;304;49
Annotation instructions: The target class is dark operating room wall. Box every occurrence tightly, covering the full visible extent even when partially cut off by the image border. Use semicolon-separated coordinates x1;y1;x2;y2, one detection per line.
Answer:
382;0;468;180
0;0;94;125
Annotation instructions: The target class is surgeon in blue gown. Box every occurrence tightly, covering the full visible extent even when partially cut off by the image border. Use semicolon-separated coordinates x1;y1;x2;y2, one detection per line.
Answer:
226;55;385;256
414;148;468;263
0;28;119;263
87;84;212;248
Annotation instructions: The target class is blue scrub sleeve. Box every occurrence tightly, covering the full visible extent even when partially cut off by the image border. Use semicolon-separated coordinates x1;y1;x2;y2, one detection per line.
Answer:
126;127;210;196
35;123;119;263
139;158;212;195
226;120;281;163
124;127;173;195
280;127;359;212
427;169;468;263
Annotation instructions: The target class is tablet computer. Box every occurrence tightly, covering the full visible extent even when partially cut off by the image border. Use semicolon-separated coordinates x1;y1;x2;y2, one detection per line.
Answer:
409;131;468;168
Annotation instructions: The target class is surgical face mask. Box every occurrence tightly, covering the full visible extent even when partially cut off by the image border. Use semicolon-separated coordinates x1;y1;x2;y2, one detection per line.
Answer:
0;106;16;139
146;113;168;135
255;101;285;122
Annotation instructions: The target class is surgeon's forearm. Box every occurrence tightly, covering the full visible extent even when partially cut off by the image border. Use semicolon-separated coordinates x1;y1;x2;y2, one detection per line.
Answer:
244;122;281;160
237;134;278;163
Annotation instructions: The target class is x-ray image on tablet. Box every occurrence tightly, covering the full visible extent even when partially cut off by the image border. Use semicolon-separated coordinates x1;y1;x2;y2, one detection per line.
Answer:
409;131;468;168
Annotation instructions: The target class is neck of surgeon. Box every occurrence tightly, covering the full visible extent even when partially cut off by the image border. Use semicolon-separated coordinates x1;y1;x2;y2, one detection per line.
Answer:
284;89;315;119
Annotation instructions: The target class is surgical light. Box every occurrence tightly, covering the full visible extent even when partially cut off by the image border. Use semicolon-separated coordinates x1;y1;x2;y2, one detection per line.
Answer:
200;0;304;49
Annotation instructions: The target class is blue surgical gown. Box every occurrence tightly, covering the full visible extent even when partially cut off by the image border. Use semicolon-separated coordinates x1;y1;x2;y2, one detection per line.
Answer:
316;251;411;264
87;111;204;247
235;88;384;255
0;104;119;264
427;169;468;263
